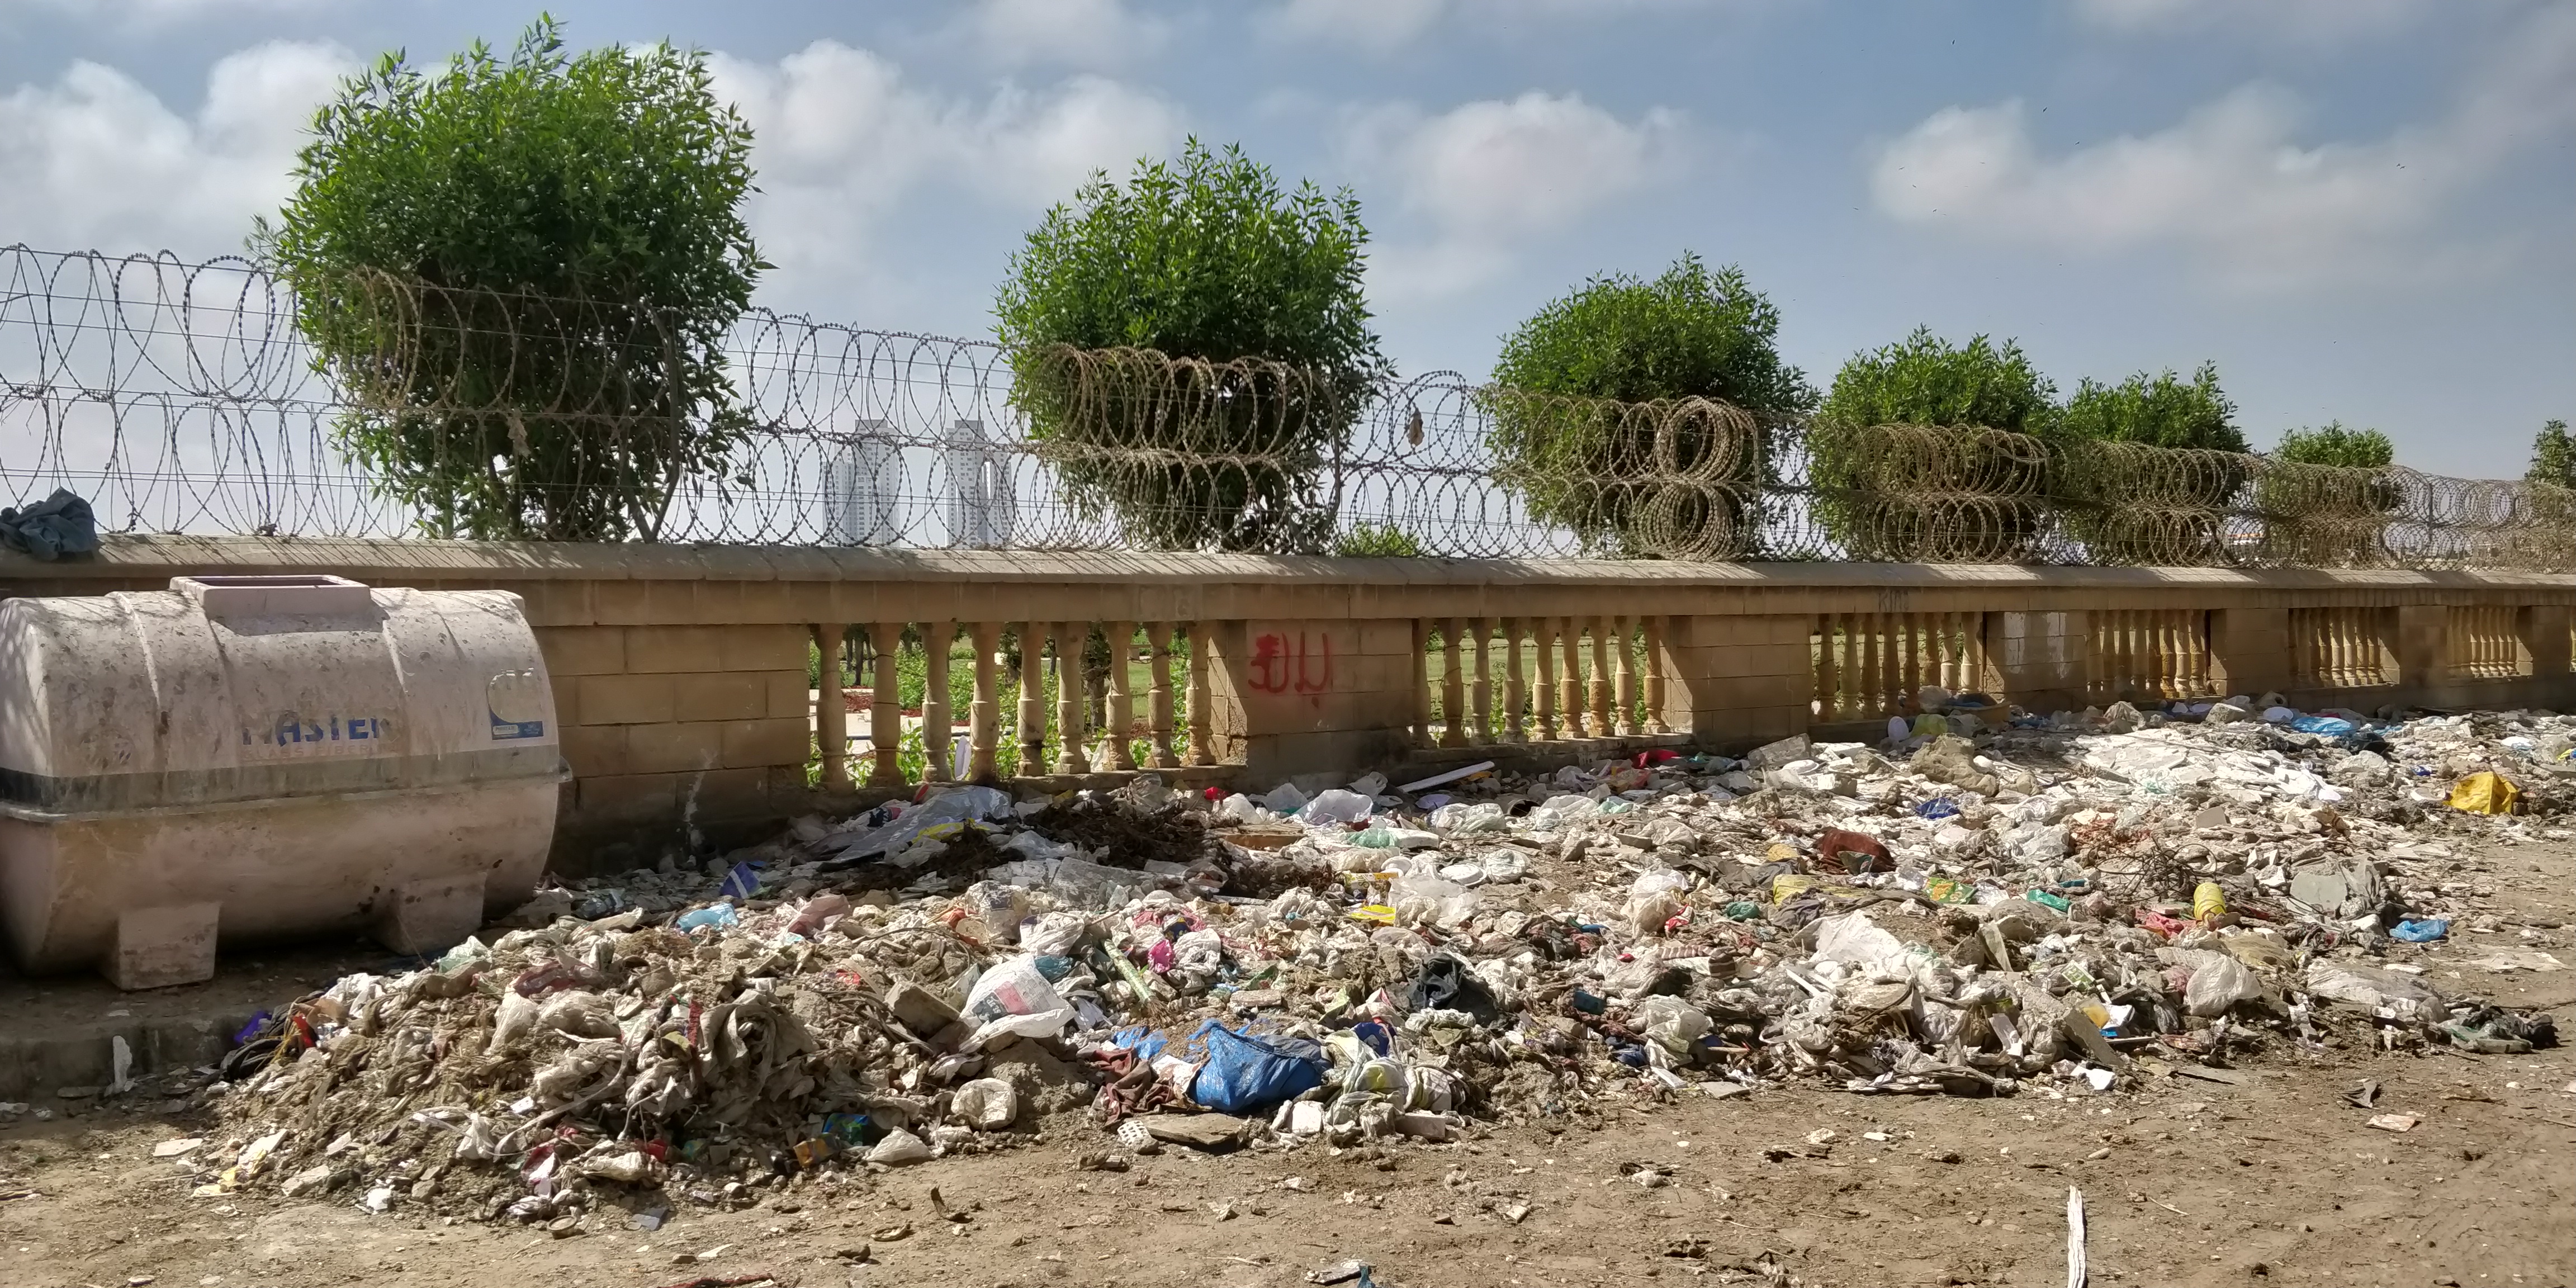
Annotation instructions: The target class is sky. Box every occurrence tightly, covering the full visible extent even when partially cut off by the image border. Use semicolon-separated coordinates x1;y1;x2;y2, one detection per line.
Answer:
1;0;2569;475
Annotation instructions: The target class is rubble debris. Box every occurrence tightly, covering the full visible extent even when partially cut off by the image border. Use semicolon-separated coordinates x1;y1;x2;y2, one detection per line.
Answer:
196;696;2572;1221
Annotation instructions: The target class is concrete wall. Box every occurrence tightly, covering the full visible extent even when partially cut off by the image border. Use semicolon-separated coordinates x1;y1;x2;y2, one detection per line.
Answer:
6;537;2574;870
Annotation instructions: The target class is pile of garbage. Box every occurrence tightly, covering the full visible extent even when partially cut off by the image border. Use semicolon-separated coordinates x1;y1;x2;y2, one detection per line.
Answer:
191;691;2568;1224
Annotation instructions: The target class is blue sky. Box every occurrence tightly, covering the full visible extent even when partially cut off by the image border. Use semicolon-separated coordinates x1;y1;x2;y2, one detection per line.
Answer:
2;0;2569;473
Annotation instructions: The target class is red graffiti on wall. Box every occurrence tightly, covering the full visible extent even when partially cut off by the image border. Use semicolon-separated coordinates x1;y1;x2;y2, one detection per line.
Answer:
1249;631;1335;695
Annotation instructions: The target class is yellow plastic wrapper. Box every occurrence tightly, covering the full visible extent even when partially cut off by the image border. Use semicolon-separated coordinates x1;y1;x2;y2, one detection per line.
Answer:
2193;881;2227;921
2449;771;2520;815
1771;873;1815;903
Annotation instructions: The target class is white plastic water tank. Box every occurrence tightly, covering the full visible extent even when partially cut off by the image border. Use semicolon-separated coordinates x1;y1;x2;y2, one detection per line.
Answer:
0;575;564;988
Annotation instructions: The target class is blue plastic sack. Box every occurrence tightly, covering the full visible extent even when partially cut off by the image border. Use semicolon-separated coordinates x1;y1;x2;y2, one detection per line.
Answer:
2392;918;2450;943
2289;716;2359;738
676;904;740;931
1111;1024;1169;1062
1915;798;1962;820
1115;1020;1327;1114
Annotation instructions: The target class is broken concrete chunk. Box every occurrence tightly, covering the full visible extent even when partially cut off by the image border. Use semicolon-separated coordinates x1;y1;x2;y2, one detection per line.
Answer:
884;981;961;1036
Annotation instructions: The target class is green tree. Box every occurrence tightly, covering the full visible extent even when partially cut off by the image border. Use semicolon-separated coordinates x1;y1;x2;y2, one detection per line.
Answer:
2054;362;2248;565
2525;418;2575;489
257;17;761;542
1485;254;1815;557
2275;422;2394;467
2057;362;2244;451
2263;423;2399;566
1810;328;2058;561
1817;328;2057;436
995;139;1385;552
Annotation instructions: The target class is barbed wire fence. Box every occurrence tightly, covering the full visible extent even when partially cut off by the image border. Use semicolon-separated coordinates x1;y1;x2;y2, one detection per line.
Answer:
5;244;2570;569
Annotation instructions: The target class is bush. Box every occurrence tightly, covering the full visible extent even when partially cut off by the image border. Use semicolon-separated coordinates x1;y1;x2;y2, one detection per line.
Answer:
2261;423;2399;565
2523;419;2576;531
2054;362;2248;564
2058;362;2245;452
996;140;1384;552
1811;328;2057;561
1333;522;1426;557
257;18;762;541
1486;254;1813;557
2275;422;2393;467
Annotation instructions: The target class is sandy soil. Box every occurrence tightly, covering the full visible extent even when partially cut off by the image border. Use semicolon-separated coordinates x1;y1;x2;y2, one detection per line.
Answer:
4;838;2573;1288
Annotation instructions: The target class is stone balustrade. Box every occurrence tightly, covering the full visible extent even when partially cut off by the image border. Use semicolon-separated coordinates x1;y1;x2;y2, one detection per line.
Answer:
6;538;2572;869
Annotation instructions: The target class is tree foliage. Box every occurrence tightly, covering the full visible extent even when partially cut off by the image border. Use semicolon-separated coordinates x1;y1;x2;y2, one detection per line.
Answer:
1490;254;1814;411
2526;419;2576;489
1811;329;2058;560
257;17;762;541
2058;362;2245;452
2275;422;2395;468
1484;255;1812;556
2053;362;2247;564
995;139;1384;551
1817;328;2058;437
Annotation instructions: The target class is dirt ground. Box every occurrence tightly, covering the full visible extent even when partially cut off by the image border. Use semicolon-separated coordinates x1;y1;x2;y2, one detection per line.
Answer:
5;839;2574;1288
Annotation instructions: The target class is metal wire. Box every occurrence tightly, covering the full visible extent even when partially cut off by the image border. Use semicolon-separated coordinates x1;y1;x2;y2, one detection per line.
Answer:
4;244;2568;568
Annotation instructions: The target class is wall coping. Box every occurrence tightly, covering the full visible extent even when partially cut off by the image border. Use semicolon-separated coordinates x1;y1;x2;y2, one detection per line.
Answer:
8;536;2575;594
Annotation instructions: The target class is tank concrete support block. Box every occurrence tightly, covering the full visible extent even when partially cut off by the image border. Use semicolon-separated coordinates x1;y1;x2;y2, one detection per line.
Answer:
372;874;488;957
107;902;220;991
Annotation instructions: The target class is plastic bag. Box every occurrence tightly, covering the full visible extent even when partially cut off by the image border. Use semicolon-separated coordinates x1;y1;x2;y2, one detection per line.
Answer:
1262;782;1310;814
2183;954;2261;1017
2290;715;2358;738
1186;1020;1328;1114
1406;955;1502;1023
1302;788;1374;827
1392;872;1478;927
2304;960;2447;1022
1635;994;1713;1055
1478;849;1531;882
1810;911;1906;972
962;954;1073;1046
952;1078;1019;1130
1428;802;1509;835
830;785;1014;860
2450;771;2520;815
866;1128;932;1165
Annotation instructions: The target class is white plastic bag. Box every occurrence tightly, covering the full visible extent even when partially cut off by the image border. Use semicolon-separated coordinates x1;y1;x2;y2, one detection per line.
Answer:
2183;954;2263;1017
1391;873;1478;928
830;785;1014;860
1635;994;1714;1055
866;1128;932;1165
962;955;1074;1046
952;1078;1019;1130
1301;788;1374;827
1810;911;1907;972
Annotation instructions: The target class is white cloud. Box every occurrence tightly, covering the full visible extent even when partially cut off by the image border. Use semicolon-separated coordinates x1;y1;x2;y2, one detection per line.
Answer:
2071;0;2440;40
1;0;340;28
1871;4;2576;288
1268;0;1739;54
0;41;349;256
1349;91;1682;300
1268;0;1450;52
709;40;1184;306
956;0;1171;69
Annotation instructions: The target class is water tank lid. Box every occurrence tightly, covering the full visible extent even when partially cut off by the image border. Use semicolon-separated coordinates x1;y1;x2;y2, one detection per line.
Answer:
172;574;374;618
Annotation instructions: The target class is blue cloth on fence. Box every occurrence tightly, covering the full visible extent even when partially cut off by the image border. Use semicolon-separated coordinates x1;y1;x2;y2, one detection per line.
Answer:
0;489;96;561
